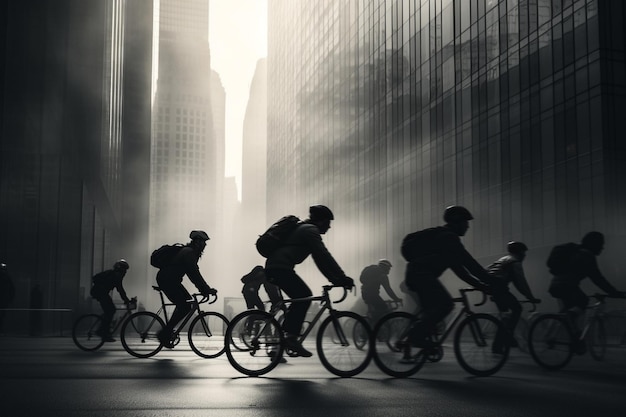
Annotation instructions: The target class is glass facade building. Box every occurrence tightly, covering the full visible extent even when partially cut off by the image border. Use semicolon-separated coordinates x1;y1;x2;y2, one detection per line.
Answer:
267;0;626;300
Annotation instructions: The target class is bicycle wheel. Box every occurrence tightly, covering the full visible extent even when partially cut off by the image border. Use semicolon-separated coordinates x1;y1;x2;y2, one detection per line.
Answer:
588;317;607;361
528;314;573;370
72;314;105;351
120;311;165;358
454;313;509;377
352;318;370;351
188;312;229;358
224;310;283;376
317;311;372;377
372;312;426;378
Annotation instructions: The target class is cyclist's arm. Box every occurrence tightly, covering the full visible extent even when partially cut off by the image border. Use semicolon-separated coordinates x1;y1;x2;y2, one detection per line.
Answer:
305;227;348;282
381;277;402;301
445;235;492;289
510;262;537;300
181;250;213;294
585;255;620;295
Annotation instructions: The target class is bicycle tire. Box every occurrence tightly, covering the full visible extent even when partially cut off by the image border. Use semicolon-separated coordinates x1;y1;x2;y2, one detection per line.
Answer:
120;311;165;358
372;312;426;378
588;317;607;361
224;310;284;376
454;313;509;377
72;314;105;351
188;311;229;358
528;314;573;370
352;319;369;351
317;311;372;377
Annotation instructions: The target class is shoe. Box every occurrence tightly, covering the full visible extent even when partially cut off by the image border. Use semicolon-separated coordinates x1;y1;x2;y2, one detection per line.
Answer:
284;336;313;357
268;349;288;363
157;330;174;349
102;334;116;343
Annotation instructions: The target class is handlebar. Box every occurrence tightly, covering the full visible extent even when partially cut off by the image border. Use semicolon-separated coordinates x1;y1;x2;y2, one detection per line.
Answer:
459;287;487;307
322;284;350;303
189;293;218;305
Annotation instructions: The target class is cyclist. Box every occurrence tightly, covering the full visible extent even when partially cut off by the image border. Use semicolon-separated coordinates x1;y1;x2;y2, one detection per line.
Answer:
360;259;402;324
548;231;625;340
486;241;541;347
241;265;283;312
156;230;217;348
402;205;498;349
264;204;354;357
90;259;132;342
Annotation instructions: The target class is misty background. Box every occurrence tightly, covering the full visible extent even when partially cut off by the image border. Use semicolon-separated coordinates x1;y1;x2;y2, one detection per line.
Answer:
1;0;626;334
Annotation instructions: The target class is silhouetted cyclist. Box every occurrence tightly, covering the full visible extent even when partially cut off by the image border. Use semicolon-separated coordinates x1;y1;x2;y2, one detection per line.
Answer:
241;265;283;312
486;241;540;346
402;206;497;349
549;231;625;321
156;230;217;348
360;259;402;324
90;259;132;342
265;205;354;357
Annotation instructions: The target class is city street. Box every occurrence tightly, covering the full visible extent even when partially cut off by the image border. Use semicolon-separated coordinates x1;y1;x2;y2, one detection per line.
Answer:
0;337;624;417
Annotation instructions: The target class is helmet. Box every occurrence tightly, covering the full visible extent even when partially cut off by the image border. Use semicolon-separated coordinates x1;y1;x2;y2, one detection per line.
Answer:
189;230;210;241
113;259;130;270
443;205;474;224
0;263;6;270
507;241;528;254
378;259;392;268
309;205;334;221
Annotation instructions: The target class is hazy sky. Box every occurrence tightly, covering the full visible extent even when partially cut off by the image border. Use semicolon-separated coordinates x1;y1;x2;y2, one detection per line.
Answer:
209;0;268;198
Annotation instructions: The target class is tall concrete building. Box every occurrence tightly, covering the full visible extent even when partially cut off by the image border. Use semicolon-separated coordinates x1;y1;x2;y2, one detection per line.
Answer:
150;0;224;301
0;0;153;331
267;0;626;306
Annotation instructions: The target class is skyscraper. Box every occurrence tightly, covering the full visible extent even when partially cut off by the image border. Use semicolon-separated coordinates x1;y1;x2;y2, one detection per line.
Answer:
150;0;224;300
267;0;626;302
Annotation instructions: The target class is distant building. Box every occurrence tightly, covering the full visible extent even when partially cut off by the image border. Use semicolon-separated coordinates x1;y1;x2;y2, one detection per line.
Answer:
267;1;626;302
150;0;224;302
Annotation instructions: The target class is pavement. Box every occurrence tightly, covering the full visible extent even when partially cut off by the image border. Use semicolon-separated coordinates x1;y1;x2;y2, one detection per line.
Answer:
0;336;625;417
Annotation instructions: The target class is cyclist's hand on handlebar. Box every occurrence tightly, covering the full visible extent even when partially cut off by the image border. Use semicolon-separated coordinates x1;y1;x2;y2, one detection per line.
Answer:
334;276;354;289
203;288;217;297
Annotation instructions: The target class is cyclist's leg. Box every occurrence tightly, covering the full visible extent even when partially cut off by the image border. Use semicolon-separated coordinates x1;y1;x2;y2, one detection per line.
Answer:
265;268;312;357
407;276;453;346
156;277;191;345
492;290;521;349
99;295;116;341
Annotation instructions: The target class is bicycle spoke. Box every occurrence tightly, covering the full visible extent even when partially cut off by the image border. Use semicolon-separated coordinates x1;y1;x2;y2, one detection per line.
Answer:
528;314;573;370
372;312;425;378
188;312;229;358
72;314;105;352
454;314;509;376
120;311;164;358
317;312;372;377
225;311;283;376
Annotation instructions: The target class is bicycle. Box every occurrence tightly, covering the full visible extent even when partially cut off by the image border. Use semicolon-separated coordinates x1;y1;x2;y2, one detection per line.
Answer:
527;293;624;370
495;299;540;353
372;288;510;378
120;286;228;359
224;284;372;377
353;299;403;350
72;296;137;351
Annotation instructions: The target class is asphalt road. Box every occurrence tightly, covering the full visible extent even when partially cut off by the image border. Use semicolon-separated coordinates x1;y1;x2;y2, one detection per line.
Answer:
0;337;625;417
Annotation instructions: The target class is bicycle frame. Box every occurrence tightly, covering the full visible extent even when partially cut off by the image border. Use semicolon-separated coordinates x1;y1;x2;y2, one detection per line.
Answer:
150;286;213;337
269;285;350;344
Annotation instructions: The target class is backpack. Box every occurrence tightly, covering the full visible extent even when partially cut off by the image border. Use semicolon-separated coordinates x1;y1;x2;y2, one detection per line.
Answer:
400;227;442;262
546;242;580;275
255;215;301;258
150;243;185;268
